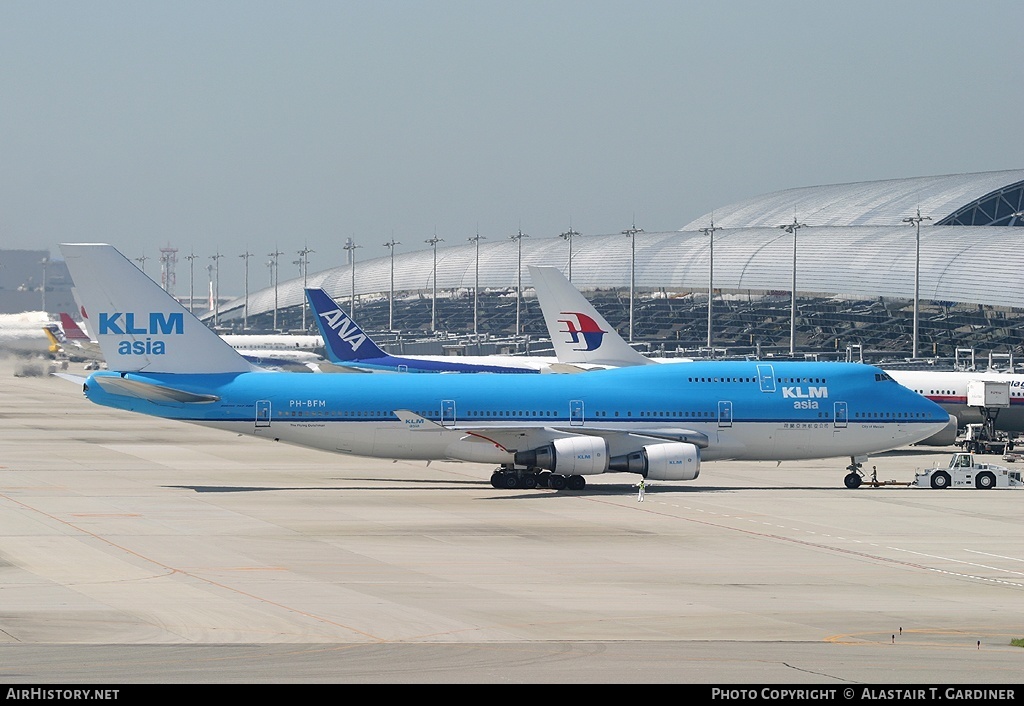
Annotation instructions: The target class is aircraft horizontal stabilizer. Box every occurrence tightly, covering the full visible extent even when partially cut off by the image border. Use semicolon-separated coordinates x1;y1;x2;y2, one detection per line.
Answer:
93;376;221;404
393;409;446;430
544;363;594;374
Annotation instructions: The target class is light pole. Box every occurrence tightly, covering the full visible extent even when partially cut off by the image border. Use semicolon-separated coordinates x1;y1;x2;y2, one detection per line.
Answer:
209;251;223;327
699;220;721;350
268;248;283;330
342;240;360;318
297;246;314;330
185;252;197;314
778;217;807;356
239;251;253;330
425;234;444;332
205;263;214;314
509;229;529;335
383;238;400;330
902;207;932;359
468;232;486;335
559;226;580;282
135;253;148;274
621;222;643;342
39;257;49;313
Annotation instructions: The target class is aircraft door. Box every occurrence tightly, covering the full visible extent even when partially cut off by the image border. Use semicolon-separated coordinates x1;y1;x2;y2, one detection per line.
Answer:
256;399;272;428
570;399;585;426
756;364;776;393
441;399;456;427
834;401;848;428
398;364;408;373
718;400;733;427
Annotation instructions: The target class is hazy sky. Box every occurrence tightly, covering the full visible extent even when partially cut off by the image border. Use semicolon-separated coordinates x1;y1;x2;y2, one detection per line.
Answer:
3;1;1022;295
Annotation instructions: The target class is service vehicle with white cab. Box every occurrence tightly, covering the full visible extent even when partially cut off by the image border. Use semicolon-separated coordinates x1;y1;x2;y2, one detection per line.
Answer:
914;452;1023;489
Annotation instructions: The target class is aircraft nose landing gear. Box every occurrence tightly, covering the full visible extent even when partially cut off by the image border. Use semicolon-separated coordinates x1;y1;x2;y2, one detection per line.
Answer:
843;457;863;489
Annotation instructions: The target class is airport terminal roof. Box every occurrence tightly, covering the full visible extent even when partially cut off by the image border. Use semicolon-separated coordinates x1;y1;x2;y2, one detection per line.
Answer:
680;169;1024;229
206;169;1024;324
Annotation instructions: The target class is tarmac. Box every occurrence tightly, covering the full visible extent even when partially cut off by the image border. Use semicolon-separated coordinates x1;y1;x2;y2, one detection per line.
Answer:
1;355;1022;684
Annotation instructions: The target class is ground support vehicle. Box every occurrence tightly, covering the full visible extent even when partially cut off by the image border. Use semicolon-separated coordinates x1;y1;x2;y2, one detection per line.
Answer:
914;452;1023;489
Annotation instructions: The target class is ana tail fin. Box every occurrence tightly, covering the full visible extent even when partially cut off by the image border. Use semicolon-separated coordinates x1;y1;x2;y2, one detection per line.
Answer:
305;288;387;362
59;243;252;374
527;265;654;367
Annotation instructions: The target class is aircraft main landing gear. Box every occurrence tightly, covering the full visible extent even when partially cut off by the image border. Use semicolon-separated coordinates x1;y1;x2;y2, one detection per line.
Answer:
489;466;586;491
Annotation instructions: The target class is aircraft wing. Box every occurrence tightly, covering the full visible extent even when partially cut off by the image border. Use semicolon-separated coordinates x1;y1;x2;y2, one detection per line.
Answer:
52;372;87;385
392;410;710;452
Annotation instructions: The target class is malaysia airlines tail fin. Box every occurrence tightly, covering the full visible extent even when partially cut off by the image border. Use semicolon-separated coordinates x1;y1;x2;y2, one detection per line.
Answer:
528;265;655;367
59;312;92;342
59;243;254;375
305;288;388;363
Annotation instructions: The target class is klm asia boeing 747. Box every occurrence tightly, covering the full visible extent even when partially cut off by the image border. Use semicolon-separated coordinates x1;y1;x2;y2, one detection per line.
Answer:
58;243;951;490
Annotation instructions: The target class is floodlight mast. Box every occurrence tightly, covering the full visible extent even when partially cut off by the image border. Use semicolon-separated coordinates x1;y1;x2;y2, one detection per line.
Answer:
777;217;807;356
902;207;931;359
383;238;400;331
699;220;721;351
468;232;486;335
343;240;360;318
239;251;253;329
559;226;580;282
509;229;529;335
425;234;444;332
268;248;283;330
621;222;643;342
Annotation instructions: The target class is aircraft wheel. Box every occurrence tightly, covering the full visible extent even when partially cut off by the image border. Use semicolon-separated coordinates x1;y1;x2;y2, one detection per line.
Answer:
520;474;538;489
490;472;504;489
536;471;551;488
567;475;586;490
844;472;862;489
975;471;995;489
502;473;520;489
548;474;567;491
930;471;951;489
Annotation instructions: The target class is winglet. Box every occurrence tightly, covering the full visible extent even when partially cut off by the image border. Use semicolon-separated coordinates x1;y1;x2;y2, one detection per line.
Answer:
305;288;388;363
528;265;655;367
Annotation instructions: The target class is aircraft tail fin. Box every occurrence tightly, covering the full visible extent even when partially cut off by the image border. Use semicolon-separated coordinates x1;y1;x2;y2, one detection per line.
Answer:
59;312;92;341
59;243;253;374
43;325;64;353
305;288;388;363
527;265;655;367
71;287;96;340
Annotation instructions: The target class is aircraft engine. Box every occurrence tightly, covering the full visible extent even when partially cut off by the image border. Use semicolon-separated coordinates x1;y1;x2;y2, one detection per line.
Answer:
608;442;700;481
513;436;609;475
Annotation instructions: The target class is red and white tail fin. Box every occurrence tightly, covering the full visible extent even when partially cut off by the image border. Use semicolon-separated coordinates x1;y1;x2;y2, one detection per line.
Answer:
59;312;92;341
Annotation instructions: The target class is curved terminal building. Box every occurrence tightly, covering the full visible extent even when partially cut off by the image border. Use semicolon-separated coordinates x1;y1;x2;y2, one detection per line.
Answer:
205;169;1024;361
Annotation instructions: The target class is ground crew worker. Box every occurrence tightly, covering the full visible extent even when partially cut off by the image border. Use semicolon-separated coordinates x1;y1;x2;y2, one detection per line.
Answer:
636;478;646;502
